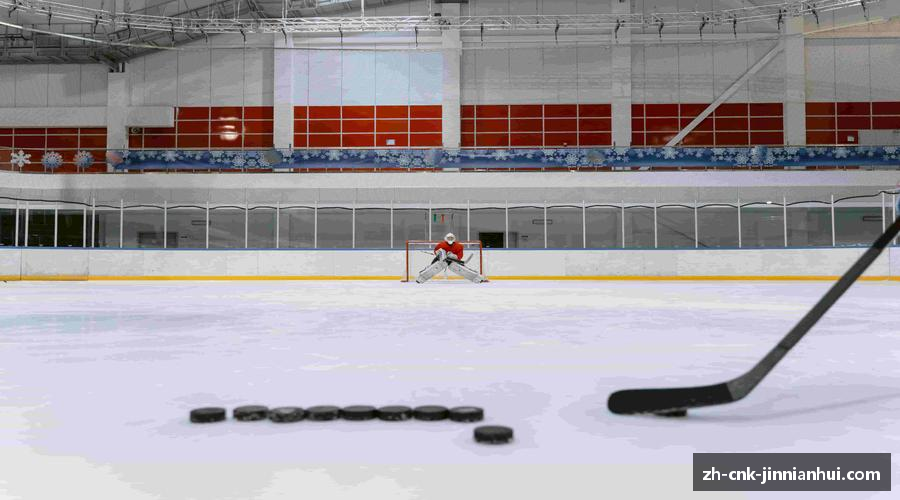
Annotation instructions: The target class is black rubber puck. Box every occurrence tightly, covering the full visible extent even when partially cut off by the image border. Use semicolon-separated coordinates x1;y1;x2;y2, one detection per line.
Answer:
413;405;450;421
269;407;306;423
233;405;269;421
307;405;341;421
474;425;514;444
341;405;377;421
449;406;484;423
190;407;226;424
377;405;413;421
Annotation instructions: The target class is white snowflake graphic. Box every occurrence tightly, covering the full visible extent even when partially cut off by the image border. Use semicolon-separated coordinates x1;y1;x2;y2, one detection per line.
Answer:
73;151;95;169
41;151;64;170
11;150;31;168
490;150;509;161
162;151;179;162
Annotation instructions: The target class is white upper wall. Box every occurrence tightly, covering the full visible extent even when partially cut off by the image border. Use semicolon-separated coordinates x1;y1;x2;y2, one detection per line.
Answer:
807;39;900;102
0;65;109;107
292;44;442;106
128;35;274;107
0;0;894;112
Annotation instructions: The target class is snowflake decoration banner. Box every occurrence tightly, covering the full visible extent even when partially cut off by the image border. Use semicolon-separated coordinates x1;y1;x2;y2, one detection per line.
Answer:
105;147;900;171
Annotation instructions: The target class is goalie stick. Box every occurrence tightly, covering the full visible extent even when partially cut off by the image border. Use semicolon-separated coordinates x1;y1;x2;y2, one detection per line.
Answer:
608;215;900;416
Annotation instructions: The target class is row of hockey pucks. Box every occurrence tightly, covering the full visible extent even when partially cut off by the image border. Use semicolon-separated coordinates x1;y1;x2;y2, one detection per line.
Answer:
190;405;513;444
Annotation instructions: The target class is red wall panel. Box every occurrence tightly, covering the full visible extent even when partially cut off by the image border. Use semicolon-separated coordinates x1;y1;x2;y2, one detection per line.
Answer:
409;134;442;147
410;105;441;119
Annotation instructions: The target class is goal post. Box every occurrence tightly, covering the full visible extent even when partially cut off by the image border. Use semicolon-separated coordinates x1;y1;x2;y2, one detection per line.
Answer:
402;240;485;282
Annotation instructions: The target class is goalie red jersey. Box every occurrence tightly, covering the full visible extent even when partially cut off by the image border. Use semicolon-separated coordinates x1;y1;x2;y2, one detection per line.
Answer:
433;240;464;260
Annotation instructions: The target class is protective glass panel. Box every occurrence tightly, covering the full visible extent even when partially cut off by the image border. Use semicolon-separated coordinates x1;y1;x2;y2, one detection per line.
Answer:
278;207;315;248
547;206;583;249
469;208;506;248
57;205;86;247
248;207;276;249
585;206;622;248
317;208;353;249
508;206;544;249
0;207;13;246
123;208;166;248
167;206;206;249
392;209;428;246
657;206;695;249
698;206;739;248
355;208;391;248
624;207;653;249
209;208;245;249
93;207;121;248
834;206;883;247
741;206;784;248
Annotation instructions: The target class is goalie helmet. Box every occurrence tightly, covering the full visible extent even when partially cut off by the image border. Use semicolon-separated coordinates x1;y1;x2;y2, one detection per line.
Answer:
444;233;456;244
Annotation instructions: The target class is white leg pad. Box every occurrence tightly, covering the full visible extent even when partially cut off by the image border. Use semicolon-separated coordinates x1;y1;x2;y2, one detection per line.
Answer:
448;261;487;283
416;259;449;283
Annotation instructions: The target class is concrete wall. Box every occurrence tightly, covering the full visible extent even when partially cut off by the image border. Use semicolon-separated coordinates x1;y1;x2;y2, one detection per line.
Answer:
1;247;896;280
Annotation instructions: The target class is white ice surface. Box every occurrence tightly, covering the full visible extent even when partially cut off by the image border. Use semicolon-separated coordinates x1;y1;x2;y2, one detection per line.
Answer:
1;280;899;500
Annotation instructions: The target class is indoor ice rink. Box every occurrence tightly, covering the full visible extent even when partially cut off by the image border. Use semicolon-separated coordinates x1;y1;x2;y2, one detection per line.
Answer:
2;0;900;499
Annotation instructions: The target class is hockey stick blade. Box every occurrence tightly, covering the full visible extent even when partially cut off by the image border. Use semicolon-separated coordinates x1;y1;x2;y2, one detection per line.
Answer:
608;215;900;416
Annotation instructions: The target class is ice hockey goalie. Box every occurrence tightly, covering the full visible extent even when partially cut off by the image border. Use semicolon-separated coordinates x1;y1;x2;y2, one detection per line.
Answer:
416;233;488;284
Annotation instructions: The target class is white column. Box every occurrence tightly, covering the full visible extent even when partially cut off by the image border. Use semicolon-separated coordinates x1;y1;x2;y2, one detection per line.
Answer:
106;72;130;172
783;195;788;248
466;200;471;241
784;17;806;146
82;204;87;248
205;201;210;249
610;0;632;147
543;201;548;249
441;3;462;150
694;201;699;248
831;194;836;247
13;200;18;247
581;200;586;249
163;200;168;249
274;35;295;149
90;198;95;247
119;200;124;248
23;202;28;247
504;201;509;249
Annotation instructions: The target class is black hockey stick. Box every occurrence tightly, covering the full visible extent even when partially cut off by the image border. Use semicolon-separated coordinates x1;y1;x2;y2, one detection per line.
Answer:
608;215;900;416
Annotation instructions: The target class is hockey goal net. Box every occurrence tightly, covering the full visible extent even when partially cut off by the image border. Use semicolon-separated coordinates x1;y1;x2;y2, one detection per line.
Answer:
402;240;485;282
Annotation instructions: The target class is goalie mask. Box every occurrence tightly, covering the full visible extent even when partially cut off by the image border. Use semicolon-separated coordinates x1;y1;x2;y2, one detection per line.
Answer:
444;233;456;244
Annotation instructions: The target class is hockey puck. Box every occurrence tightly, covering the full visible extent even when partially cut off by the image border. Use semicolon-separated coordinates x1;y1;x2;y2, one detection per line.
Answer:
233;405;269;421
190;407;226;424
269;407;306;423
341;405;377;421
413;405;450;421
449;406;484;423
377;405;413;421
307;405;341;421
474;425;514;444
